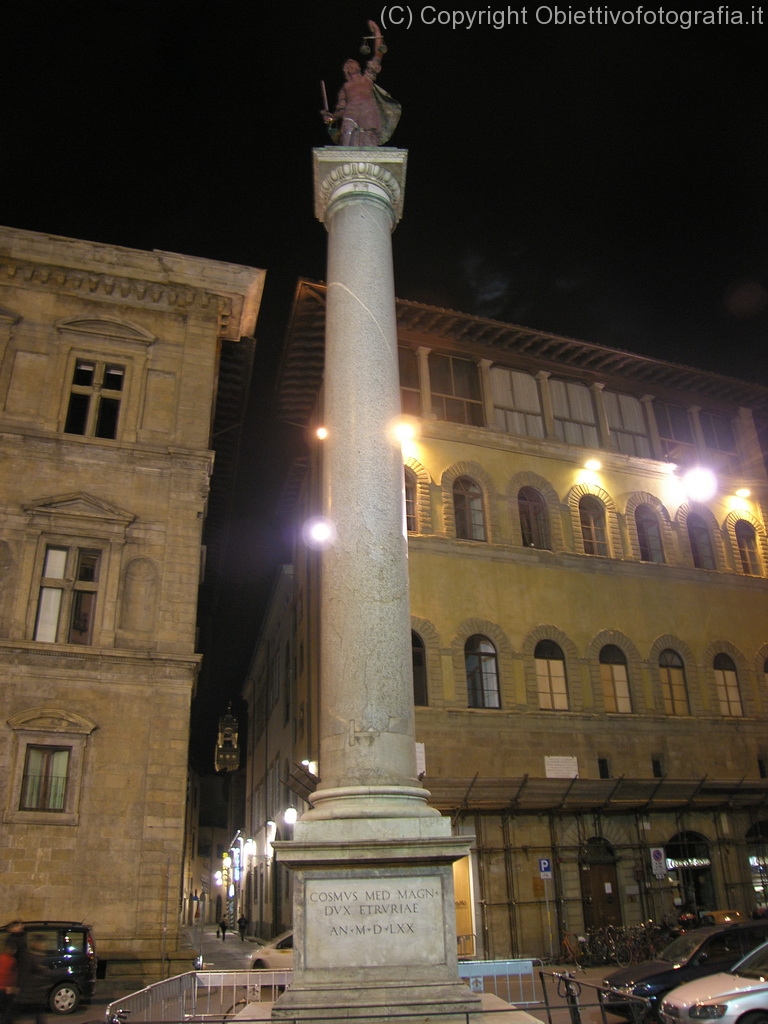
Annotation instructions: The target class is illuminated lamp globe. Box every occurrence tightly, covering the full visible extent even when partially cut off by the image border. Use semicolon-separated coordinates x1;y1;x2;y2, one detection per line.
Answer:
683;467;717;502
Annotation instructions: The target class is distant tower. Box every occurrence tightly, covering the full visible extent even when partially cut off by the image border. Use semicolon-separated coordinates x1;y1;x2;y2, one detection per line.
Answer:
214;704;240;772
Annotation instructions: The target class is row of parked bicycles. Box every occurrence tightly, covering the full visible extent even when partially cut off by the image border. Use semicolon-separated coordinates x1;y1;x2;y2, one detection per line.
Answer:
559;921;678;967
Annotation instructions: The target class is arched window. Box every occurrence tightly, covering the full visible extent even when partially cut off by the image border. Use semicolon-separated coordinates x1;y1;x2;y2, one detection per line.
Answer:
579;496;608;556
635;505;665;563
735;520;761;575
687;513;716;569
714;653;743;717
518;487;551;550
454;477;486;541
599;644;632;713
659;649;690;715
465;635;500;708
404;469;418;533
535;640;568;710
412;631;428;706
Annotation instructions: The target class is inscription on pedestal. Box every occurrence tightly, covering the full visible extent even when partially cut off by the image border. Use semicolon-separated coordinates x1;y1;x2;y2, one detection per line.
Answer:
304;875;445;968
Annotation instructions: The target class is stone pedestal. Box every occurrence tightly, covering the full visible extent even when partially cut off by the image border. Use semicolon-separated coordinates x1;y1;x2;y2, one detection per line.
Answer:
271;150;479;1022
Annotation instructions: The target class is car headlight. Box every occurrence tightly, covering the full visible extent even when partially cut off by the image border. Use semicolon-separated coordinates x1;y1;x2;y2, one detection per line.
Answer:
688;1006;728;1019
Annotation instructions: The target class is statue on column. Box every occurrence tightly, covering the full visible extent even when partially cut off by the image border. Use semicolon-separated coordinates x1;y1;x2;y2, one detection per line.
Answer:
321;20;401;146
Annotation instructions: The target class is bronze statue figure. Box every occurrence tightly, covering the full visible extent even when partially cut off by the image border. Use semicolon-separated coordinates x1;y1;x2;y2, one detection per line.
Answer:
321;20;401;146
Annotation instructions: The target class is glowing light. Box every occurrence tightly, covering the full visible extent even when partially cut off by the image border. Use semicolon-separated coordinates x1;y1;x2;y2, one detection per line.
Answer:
584;458;601;471
391;417;418;444
302;517;336;548
301;759;318;776
283;807;298;826
736;488;751;498
316;426;328;440
683;467;717;503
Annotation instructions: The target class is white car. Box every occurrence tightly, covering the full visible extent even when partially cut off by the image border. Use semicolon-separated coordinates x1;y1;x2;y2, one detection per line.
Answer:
251;930;294;970
660;939;768;1024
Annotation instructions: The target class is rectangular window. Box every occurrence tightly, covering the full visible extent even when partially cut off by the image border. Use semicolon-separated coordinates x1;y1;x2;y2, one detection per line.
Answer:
654;401;696;464
34;545;101;645
603;391;651;457
398;347;421;416
491;367;544;438
550;379;599;448
64;359;124;439
700;411;737;454
598;757;611;779
20;746;71;811
429;353;484;427
600;663;632;713
536;658;568;710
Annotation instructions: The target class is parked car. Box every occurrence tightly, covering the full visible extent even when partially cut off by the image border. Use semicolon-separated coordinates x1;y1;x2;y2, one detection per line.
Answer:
0;920;97;1014
251;931;294;970
603;921;768;1021
659;939;768;1024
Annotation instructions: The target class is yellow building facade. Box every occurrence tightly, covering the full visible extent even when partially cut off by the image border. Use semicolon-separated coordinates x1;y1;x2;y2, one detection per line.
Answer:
259;280;768;961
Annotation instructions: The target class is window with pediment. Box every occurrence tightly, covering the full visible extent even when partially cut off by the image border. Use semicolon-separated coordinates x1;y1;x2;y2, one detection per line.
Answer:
24;493;134;648
5;709;95;826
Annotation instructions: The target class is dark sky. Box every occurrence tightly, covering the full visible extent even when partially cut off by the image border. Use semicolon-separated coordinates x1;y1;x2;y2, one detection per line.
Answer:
4;1;767;761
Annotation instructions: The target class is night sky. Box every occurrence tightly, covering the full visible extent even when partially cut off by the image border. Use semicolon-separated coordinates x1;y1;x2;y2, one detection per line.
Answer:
5;1;767;761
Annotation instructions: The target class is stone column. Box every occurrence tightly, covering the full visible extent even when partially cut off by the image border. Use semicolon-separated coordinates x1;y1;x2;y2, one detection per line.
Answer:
272;149;478;1024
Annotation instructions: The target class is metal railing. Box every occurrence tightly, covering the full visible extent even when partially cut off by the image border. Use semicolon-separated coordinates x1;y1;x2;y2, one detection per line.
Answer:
538;970;651;1024
103;963;652;1024
105;969;291;1023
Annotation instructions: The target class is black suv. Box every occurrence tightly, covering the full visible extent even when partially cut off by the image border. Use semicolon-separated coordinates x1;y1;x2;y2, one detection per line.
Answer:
603;920;768;1021
0;920;97;1014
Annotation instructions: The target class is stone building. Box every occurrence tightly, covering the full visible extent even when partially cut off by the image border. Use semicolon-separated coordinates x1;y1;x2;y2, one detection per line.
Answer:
0;226;263;974
242;278;768;960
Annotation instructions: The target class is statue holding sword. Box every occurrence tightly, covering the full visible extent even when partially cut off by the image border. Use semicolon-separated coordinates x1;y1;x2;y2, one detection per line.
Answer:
320;20;401;146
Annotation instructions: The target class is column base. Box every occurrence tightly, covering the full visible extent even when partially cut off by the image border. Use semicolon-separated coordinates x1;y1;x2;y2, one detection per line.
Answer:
272;823;480;1024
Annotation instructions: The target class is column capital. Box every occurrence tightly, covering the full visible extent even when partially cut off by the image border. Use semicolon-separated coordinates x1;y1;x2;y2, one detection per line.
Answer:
313;147;408;224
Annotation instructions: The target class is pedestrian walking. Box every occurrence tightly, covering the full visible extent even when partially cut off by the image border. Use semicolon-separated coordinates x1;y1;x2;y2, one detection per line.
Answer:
219;918;228;942
237;916;247;941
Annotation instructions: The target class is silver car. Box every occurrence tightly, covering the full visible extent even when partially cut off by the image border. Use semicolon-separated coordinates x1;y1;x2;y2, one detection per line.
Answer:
660;939;768;1024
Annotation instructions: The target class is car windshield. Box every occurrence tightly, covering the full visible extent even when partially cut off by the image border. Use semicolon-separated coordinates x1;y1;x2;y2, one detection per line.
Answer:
734;943;768;980
658;932;707;964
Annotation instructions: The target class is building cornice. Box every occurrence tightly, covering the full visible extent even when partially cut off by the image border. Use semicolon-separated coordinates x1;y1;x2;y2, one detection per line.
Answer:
0;226;265;341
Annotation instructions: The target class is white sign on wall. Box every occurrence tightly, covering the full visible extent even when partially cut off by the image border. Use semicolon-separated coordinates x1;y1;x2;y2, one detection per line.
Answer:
545;756;579;779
